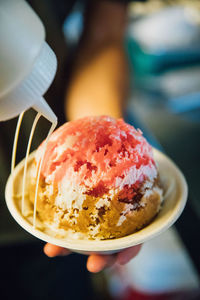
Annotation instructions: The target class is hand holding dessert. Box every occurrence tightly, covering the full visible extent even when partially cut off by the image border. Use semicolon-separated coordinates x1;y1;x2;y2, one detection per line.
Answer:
31;116;163;271
44;243;142;273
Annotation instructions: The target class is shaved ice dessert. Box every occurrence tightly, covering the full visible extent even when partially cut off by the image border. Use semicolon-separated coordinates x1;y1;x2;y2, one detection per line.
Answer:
29;116;163;239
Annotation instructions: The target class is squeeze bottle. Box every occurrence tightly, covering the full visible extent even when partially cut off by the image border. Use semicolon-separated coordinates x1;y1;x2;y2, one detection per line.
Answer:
0;0;57;123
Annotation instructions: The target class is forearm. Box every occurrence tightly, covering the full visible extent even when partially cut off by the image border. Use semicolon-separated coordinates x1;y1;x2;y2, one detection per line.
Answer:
82;0;128;44
65;0;129;121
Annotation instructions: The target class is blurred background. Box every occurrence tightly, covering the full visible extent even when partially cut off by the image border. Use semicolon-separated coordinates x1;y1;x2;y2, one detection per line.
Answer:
0;0;200;299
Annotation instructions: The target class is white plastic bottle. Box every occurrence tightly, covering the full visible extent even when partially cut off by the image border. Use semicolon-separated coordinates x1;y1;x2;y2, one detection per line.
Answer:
0;0;57;123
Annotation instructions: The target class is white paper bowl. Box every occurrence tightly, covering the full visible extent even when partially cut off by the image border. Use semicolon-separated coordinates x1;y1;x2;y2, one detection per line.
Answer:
5;148;188;255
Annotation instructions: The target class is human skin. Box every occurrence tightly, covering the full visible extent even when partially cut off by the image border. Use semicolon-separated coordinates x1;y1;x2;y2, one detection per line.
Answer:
44;243;142;273
44;0;142;272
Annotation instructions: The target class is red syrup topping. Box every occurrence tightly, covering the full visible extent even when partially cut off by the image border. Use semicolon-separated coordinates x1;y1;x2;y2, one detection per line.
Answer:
36;116;156;196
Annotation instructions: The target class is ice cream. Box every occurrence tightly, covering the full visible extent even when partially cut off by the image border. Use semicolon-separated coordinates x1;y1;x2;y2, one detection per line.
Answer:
29;116;163;239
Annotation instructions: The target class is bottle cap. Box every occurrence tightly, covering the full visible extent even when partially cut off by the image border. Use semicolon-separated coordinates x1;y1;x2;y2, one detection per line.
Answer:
0;42;57;122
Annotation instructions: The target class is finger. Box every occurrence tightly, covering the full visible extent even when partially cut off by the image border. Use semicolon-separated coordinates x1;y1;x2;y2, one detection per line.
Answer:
44;243;71;257
117;244;142;265
87;254;117;273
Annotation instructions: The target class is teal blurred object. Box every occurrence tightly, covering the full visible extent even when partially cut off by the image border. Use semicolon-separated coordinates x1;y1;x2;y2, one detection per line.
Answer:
125;6;200;122
126;38;200;77
63;6;83;45
126;6;200;77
